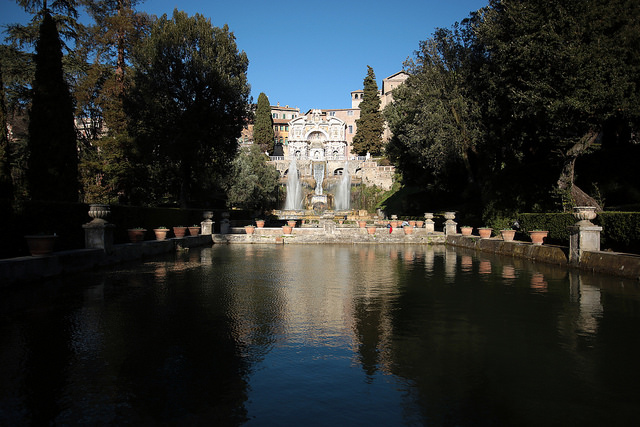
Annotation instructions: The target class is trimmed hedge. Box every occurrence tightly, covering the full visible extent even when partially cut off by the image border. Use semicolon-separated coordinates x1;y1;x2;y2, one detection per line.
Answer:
518;212;640;253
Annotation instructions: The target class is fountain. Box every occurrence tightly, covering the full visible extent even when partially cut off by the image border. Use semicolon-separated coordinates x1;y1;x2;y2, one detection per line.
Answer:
310;162;327;209
284;157;303;210
334;162;350;211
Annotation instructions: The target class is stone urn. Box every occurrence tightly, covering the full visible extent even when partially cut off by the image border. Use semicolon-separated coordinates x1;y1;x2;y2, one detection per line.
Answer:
529;230;548;245
188;226;200;236
478;227;492;238
24;234;57;256
424;213;434;220
573;206;597;226
173;226;188;238
444;212;456;221
87;203;111;224
127;228;146;243
404;225;414;235
245;225;255;235
282;225;292;235
256;219;265;228
500;229;516;242
460;226;473;236
154;228;169;240
366;225;376;235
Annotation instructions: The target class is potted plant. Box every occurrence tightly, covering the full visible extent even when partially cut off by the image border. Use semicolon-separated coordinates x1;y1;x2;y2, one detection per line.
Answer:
287;220;297;228
529;230;548;245
245;225;255;235
460;226;473;236
282;225;292;235
358;220;367;228
154;227;170;240
255;219;265;228
173;226;188;238
188;225;201;236
416;220;424;228
403;225;414;235
478;227;492;238
500;229;516;242
24;233;57;256
366;225;376;235
127;227;146;243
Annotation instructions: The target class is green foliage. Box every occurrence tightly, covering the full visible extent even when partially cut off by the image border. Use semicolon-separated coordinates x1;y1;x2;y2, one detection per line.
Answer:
254;92;274;153
128;10;251;207
225;144;280;212
517;213;576;244
27;11;79;202
597;212;640;253
0;63;13;201
385;26;481;189
352;66;384;155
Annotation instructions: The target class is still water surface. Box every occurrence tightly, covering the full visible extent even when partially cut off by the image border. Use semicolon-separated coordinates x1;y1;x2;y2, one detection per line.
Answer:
1;244;640;425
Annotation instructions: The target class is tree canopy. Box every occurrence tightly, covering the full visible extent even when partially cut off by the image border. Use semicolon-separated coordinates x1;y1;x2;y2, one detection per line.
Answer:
225;144;280;212
127;9;251;207
352;66;384;155
27;10;78;202
253;92;274;153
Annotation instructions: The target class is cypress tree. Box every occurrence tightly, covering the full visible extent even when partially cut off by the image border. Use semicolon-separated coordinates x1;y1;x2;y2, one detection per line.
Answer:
27;10;78;202
254;92;275;153
0;63;13;201
352;66;384;155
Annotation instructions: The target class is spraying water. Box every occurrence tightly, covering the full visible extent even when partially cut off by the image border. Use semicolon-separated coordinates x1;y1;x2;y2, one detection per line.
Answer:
334;162;351;210
284;157;303;210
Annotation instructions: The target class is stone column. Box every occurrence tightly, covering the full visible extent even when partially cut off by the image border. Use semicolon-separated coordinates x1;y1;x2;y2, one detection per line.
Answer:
568;206;602;264
82;204;115;254
201;211;214;235
424;213;435;233
443;211;457;235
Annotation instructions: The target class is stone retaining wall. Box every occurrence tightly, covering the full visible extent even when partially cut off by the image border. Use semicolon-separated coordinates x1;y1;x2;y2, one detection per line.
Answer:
0;235;213;286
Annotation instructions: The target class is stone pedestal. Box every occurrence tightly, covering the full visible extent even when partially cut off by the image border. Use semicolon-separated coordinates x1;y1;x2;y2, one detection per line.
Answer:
201;211;214;235
568;206;602;264
443;212;457;236
83;204;114;253
424;213;435;233
568;224;602;264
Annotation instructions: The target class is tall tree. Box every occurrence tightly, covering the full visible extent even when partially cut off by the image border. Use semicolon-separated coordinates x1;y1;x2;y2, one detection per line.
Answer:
0;63;14;202
128;9;251;207
253;92;274;153
385;26;481;190
27;10;78;202
352;66;384;155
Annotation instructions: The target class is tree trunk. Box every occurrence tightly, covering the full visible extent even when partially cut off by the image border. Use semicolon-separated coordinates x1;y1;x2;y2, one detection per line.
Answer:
557;130;601;210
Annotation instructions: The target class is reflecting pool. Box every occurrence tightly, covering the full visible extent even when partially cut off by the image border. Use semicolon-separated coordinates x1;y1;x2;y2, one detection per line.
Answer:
1;245;640;425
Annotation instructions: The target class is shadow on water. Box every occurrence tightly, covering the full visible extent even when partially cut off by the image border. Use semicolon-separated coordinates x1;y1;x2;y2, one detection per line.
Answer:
1;245;640;425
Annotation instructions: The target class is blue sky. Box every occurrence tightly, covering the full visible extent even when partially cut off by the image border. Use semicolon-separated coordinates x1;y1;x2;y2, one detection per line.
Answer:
1;0;488;112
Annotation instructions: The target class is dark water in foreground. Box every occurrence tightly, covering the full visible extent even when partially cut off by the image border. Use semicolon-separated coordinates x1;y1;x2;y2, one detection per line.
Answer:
1;244;640;426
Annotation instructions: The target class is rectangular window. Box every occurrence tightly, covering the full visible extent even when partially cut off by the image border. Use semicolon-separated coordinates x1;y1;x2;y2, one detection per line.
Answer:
329;111;335;116
285;125;289;131
348;110;354;116
272;113;278;119
349;125;353;134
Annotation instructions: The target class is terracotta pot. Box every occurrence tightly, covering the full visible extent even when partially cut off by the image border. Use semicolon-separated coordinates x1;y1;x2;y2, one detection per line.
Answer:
245;225;255;235
188;226;200;236
460;226;473;236
408;220;416;227
256;220;265;228
478;228;492;238
24;235;57;256
366;226;376;235
282;225;292;235
358;221;367;228
338;220;344;224
173;226;187;238
287;220;297;228
416;221;424;228
390;221;400;228
127;229;146;243
404;226;414;235
529;230;548;245
154;229;169;240
500;229;516;242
